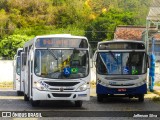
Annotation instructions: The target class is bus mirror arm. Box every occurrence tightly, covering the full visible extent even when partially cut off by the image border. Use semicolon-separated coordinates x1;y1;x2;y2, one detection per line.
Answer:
147;55;150;68
90;58;93;68
93;51;97;66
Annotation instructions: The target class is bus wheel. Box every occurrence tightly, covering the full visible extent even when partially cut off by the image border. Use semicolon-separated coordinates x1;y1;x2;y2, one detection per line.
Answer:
24;94;29;101
75;100;83;107
31;99;40;107
17;91;21;96
138;94;144;102
97;94;103;102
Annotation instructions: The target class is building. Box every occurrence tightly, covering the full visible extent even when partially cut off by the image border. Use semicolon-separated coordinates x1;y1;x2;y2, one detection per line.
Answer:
114;25;160;61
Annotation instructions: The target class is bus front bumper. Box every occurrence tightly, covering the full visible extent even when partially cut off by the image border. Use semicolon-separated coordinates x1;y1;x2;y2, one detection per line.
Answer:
32;88;90;101
96;84;147;95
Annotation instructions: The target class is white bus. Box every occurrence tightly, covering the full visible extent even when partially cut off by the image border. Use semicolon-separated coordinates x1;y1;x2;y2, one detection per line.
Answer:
13;48;23;95
95;40;149;102
23;34;91;107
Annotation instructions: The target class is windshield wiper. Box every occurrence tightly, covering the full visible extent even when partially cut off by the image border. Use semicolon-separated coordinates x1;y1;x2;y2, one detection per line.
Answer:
47;48;58;60
109;51;118;64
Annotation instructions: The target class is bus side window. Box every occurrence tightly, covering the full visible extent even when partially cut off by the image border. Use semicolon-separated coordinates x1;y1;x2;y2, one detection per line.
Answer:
35;50;41;75
31;60;33;73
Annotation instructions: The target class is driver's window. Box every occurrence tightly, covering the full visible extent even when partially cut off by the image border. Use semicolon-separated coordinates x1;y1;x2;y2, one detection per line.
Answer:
35;50;41;75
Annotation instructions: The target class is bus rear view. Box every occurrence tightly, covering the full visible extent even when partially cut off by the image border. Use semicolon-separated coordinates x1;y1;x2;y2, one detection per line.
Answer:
95;40;149;102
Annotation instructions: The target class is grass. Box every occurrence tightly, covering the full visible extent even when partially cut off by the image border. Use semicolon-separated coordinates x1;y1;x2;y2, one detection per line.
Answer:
153;90;160;96
152;96;160;103
154;81;160;86
0;81;13;89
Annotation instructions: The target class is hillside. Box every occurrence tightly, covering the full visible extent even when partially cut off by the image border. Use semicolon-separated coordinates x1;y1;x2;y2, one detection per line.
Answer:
0;0;151;58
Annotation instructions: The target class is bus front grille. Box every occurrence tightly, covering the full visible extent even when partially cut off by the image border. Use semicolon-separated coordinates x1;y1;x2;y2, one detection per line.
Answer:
45;82;80;86
109;84;134;86
52;93;71;97
49;88;74;91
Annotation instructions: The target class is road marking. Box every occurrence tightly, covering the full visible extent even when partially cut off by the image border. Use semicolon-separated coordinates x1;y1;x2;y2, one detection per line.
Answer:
0;96;23;100
13;118;38;120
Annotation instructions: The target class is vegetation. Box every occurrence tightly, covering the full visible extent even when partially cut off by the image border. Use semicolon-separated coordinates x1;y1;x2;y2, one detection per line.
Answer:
155;81;160;86
0;34;33;59
0;81;13;89
152;96;160;103
0;0;152;58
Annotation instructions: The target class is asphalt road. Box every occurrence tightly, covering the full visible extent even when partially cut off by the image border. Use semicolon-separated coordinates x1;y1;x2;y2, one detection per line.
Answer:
0;89;160;119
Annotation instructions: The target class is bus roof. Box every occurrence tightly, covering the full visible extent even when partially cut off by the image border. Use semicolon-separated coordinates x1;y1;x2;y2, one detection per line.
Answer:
17;48;23;51
16;48;23;56
35;34;87;39
97;39;145;50
98;39;145;45
24;34;88;48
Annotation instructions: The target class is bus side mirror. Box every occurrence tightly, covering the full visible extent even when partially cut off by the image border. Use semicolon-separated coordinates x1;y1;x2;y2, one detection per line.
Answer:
89;45;94;68
90;58;93;68
35;50;42;75
93;51;97;66
147;55;150;68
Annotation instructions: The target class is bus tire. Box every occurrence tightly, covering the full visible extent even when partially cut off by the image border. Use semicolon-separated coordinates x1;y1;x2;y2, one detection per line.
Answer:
138;94;144;102
31;99;40;107
24;94;29;101
20;92;24;96
17;91;21;96
75;100;83;107
97;94;103;102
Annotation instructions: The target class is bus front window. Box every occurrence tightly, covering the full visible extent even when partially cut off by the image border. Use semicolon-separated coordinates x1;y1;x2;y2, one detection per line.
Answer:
34;49;89;79
97;52;147;75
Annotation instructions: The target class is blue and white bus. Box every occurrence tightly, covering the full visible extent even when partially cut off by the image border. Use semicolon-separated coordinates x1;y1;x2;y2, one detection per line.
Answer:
95;40;149;102
23;34;91;107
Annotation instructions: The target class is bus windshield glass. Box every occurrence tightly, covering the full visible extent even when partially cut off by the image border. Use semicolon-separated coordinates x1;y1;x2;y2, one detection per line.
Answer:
34;49;89;79
35;38;88;48
16;57;21;75
97;52;147;75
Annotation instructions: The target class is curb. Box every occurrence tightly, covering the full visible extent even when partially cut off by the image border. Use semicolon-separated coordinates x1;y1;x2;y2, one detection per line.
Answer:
152;90;160;96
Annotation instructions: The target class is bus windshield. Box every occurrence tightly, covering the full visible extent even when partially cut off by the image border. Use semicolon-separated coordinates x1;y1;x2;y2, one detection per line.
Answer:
34;49;89;79
97;52;147;75
16;57;21;75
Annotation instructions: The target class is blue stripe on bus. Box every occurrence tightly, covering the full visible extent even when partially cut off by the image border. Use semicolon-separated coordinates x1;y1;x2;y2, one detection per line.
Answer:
96;84;147;94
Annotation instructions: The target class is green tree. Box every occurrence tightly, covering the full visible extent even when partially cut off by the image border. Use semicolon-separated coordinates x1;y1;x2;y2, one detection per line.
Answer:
0;34;33;59
54;0;91;28
85;8;135;41
0;9;9;38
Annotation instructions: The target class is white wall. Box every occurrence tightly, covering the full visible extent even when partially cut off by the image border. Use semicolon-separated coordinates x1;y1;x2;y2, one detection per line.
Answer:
0;60;13;82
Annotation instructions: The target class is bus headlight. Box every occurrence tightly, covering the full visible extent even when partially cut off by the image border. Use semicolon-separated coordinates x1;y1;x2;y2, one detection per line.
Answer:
76;83;88;91
34;82;48;91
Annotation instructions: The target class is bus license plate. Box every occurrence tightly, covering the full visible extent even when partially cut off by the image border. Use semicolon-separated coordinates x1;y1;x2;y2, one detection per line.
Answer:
118;88;126;92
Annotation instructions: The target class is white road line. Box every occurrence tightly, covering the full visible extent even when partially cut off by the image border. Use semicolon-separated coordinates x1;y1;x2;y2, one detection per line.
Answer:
0;96;23;99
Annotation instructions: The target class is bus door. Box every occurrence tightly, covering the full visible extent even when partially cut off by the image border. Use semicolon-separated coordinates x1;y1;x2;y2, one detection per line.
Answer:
27;54;32;98
28;48;34;98
20;52;25;92
13;55;16;90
